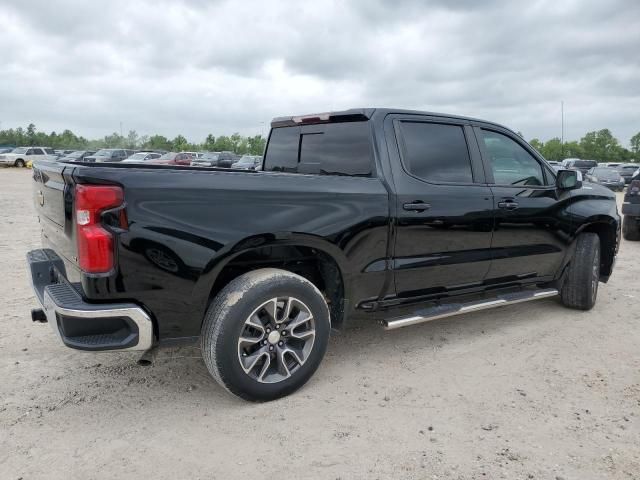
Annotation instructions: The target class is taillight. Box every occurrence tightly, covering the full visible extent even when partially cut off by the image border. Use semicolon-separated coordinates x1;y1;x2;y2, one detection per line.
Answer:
630;180;640;196
75;185;124;273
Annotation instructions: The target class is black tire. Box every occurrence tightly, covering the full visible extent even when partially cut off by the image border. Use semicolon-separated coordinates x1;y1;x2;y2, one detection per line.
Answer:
560;233;600;310
14;158;25;168
622;215;640;241
201;268;331;401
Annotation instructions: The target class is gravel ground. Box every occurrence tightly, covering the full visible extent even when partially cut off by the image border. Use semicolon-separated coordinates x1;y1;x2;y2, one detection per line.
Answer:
1;168;639;479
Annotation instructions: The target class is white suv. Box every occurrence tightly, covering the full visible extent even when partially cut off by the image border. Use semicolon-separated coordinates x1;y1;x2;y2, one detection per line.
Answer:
0;147;57;167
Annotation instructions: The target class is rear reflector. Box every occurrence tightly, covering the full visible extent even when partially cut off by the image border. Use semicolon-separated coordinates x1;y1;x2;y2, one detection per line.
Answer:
75;185;124;273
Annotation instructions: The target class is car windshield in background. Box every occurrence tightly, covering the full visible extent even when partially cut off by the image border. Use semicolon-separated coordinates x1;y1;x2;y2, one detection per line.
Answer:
127;153;149;160
93;149;112;156
12;147;28;154
158;153;177;160
592;168;621;179
201;153;219;159
620;165;639;171
67;151;85;158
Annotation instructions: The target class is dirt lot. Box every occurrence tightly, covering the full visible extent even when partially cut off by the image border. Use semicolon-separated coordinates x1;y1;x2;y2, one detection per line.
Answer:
1;168;638;479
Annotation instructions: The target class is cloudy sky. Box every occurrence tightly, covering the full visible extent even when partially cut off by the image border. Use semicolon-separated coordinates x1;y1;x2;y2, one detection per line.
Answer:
1;0;638;144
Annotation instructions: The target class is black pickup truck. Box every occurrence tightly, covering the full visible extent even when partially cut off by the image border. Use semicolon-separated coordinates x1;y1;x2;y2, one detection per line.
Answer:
28;108;620;401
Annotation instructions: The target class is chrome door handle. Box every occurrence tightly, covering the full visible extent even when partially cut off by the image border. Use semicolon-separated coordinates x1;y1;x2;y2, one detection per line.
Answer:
498;200;519;210
403;201;431;212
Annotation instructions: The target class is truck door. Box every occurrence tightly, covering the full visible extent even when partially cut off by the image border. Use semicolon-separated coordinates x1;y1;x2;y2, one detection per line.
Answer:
473;126;569;282
386;115;494;298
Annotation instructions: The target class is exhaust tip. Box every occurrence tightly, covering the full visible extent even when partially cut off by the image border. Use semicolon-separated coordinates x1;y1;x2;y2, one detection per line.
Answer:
31;308;47;323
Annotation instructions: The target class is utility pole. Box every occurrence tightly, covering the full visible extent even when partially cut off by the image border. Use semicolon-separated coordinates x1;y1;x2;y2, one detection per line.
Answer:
561;101;564;158
120;121;123;147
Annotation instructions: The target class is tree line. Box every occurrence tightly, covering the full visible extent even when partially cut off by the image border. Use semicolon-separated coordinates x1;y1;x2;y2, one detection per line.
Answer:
529;129;639;163
0;123;638;162
0;124;267;156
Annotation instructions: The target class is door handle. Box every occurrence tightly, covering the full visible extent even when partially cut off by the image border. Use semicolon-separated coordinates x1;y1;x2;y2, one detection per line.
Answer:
498;200;519;210
403;201;431;212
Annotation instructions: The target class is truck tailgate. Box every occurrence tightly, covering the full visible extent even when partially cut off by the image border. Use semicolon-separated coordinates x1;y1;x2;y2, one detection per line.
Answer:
32;161;78;271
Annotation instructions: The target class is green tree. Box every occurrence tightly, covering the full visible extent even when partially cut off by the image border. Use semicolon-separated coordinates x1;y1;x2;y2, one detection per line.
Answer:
172;134;189;151
203;134;216;151
630;132;640;156
125;130;139;149
579;129;620;162
540;137;563;161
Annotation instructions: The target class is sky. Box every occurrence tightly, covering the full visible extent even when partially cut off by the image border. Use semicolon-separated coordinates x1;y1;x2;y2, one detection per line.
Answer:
0;0;638;145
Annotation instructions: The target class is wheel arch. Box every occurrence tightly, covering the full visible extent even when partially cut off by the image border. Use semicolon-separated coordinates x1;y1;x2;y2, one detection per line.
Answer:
575;217;619;281
194;234;351;329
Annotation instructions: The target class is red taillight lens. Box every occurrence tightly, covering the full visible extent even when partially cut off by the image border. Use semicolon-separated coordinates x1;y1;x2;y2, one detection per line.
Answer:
75;185;124;273
630;180;640;196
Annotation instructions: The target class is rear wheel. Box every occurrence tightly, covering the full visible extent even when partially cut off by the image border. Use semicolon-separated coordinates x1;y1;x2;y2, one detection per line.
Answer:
14;159;25;168
560;233;600;310
201;268;331;401
622;215;640;241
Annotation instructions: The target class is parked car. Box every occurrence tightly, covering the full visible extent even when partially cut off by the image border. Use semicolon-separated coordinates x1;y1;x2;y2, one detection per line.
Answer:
184;151;203;159
565;159;598;174
84;149;128;163
584;167;625;191
547;160;560;166
616;163;640;184
148;152;193;166
232;155;263;170
605;162;622;168
0;146;57;167
121;152;162;163
622;169;640;240
27;107;620;401
0;147;14;154
191;152;221;167
58;150;97;162
215;151;240;168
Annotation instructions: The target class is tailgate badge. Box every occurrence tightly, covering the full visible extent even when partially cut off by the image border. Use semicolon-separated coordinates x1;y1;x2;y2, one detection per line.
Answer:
38;190;44;206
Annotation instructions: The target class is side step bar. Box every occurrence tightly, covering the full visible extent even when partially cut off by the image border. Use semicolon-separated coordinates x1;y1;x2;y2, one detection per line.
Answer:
383;288;559;330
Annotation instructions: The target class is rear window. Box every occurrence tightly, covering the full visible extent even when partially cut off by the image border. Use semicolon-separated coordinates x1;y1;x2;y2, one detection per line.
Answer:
621;165;639;171
574;160;597;167
264;122;372;176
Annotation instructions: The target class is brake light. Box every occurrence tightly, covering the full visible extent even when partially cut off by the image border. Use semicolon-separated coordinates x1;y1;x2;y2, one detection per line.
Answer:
630;180;640;196
75;185;124;273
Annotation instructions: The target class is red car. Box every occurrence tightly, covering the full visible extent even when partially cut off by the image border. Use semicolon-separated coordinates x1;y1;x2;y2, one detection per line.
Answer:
149;152;193;166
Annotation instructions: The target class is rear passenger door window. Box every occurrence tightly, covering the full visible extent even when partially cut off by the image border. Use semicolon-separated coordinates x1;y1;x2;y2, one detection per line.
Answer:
397;122;474;184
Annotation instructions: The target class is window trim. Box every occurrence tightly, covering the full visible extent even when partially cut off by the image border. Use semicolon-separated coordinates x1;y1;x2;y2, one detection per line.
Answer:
473;125;555;188
393;119;479;186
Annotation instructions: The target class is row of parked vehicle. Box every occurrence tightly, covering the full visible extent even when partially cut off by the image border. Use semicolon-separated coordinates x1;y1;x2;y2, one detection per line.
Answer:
0;146;263;170
545;158;639;192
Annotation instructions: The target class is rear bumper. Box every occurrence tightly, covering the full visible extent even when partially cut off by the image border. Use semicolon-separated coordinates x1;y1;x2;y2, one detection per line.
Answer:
27;249;154;352
622;202;640;217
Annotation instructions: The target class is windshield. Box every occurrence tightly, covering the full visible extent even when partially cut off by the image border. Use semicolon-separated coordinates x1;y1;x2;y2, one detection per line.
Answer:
127;153;149;160
12;147;28;154
237;155;254;163
592;168;620;179
158;152;177;160
201;153;219;160
94;149;113;156
620;165;639;171
67;151;85;158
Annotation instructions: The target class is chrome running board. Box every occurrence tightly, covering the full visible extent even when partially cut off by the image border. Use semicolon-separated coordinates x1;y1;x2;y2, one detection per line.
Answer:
383;288;559;331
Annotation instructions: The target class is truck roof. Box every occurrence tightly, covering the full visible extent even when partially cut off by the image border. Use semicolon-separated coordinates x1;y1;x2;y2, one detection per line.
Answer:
271;107;514;133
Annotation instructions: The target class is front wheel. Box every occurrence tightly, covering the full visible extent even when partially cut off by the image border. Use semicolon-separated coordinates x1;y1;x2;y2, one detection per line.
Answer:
560;233;600;310
201;268;331;401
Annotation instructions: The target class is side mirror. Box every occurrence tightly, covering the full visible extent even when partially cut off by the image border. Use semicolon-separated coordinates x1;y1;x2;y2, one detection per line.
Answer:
556;169;582;190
